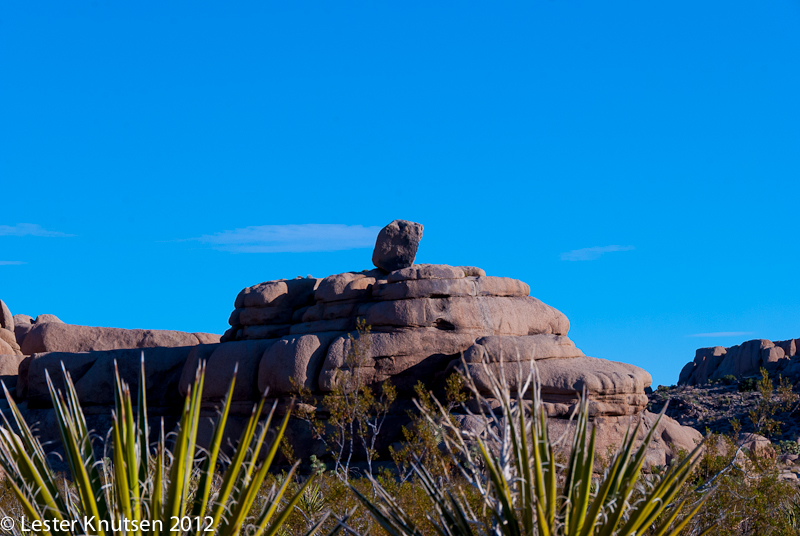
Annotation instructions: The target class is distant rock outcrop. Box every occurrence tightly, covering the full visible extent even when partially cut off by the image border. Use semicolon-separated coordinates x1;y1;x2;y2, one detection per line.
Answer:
679;337;800;385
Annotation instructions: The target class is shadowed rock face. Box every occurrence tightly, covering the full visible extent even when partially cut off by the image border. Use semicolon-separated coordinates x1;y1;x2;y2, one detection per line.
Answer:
679;337;800;385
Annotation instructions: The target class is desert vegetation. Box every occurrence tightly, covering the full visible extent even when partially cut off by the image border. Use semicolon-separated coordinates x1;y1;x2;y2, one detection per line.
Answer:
2;327;800;535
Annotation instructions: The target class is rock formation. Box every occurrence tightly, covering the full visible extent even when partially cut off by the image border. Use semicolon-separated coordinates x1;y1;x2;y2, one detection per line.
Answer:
8;220;701;466
679;337;800;385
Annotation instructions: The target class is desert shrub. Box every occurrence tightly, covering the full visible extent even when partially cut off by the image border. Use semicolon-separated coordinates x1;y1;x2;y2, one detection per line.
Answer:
348;360;709;536
777;440;800;456
295;319;397;482
739;376;759;392
672;431;800;536
0;359;319;536
711;375;738;386
749;368;798;437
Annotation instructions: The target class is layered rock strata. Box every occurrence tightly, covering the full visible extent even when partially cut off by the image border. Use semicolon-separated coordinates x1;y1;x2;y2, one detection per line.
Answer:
9;220;698;465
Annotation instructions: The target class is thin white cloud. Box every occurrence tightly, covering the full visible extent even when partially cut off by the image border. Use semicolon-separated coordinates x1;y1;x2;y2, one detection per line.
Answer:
688;331;755;338
0;223;73;237
0;261;26;265
560;245;635;261
193;224;382;253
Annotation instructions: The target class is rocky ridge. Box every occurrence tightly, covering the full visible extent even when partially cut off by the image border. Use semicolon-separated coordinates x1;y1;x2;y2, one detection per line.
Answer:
3;220;701;467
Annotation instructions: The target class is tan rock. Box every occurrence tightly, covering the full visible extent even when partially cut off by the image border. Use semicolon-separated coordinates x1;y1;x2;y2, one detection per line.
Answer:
461;356;651;417
20;323;207;354
0;338;16;356
372;276;530;301
12;314;32;325
737;432;775;460
235;277;319;309
365;296;569;336
35;314;63;324
320;329;479;392
259;332;342;395
386;264;465;282
548;411;702;468
463;334;583;363
0;300;13;332
315;271;382;303
180;340;277;402
0;329;21;354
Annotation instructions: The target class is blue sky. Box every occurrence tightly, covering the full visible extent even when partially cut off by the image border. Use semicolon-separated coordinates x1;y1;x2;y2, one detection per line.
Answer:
2;1;799;386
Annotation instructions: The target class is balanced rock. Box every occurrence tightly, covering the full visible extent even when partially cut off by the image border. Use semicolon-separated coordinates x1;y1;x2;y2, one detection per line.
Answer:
372;220;423;272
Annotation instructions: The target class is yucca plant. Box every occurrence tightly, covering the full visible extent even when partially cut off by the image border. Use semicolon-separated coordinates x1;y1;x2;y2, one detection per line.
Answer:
0;356;326;536
351;359;712;536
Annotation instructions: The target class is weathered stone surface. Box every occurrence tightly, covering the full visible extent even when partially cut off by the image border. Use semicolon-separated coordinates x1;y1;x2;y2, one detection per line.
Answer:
20;323;209;355
320;329;480;392
14;322;34;348
0;338;16;356
239;307;293;326
0;329;21;354
372;276;530;301
241;324;291;340
0;353;25;394
365;296;569;336
35;314;63;324
776;339;798;358
235;277;319;309
0;300;12;332
460;356;651;417
289;319;354;335
315;271;382;303
737;432;775;460
193;333;221;344
26;347;193;407
463;334;583;363
372;220;423;272
180;340;277;401
386;264;465;283
259;332;342;395
549;411;702;467
13;314;32;325
459;266;486;277
302;301;366;323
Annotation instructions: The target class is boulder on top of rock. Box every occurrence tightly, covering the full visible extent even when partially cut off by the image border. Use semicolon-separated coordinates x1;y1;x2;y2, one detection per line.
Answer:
0;300;13;332
20;323;218;355
372;220;423;273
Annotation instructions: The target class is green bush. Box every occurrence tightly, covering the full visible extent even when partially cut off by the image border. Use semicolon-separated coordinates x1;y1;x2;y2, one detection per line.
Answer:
739;377;759;392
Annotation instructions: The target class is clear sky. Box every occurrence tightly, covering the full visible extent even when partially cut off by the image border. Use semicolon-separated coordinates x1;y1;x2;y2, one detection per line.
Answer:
2;1;799;387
